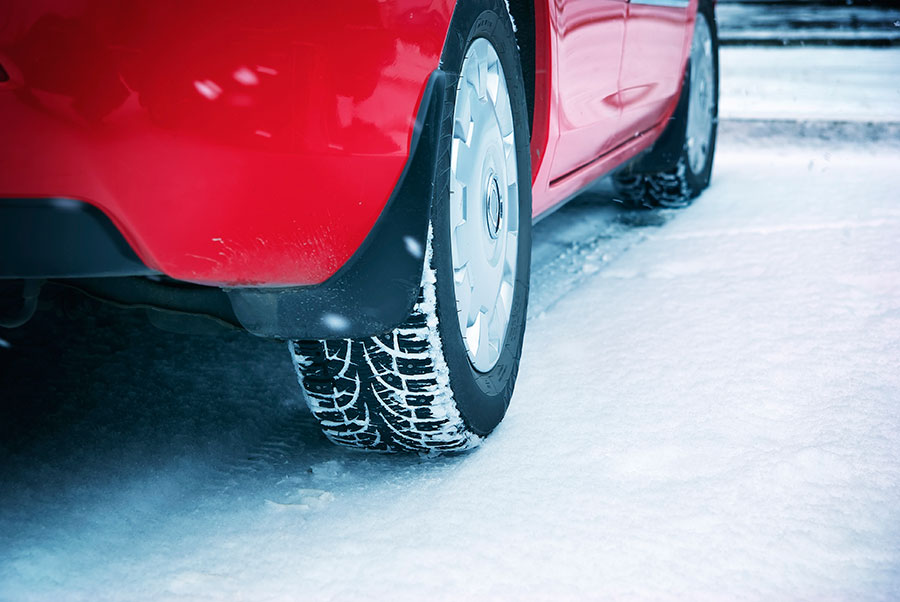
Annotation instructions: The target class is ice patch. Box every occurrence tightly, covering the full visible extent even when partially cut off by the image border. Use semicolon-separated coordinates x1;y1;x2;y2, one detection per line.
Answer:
599;267;640;280
308;460;346;481
645;260;710;279
266;489;334;512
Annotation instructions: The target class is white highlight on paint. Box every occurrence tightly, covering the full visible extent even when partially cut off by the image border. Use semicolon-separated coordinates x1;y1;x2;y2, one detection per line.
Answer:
233;67;259;86
193;80;222;100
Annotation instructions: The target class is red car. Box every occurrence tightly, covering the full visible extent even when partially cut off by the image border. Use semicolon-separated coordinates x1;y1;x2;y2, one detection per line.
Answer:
0;0;718;451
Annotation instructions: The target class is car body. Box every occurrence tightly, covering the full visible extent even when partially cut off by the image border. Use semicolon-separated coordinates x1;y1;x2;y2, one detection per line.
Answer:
2;1;696;311
1;0;717;451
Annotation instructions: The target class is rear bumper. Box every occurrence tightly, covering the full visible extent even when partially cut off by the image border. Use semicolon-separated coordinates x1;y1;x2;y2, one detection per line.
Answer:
1;71;449;340
0;0;453;287
0;197;157;279
227;71;448;339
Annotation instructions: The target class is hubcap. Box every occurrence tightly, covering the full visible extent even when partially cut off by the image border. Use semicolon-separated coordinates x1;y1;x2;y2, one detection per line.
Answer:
449;38;519;373
686;12;715;175
484;171;502;239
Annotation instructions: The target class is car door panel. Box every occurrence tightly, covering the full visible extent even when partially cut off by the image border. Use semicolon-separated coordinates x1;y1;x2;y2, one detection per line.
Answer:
549;0;627;182
619;0;692;138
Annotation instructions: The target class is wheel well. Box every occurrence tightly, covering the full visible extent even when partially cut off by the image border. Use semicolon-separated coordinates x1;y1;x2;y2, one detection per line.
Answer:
507;0;535;141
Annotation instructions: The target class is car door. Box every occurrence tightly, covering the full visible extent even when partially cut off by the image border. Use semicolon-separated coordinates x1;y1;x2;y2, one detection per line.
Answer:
619;0;692;138
549;0;627;182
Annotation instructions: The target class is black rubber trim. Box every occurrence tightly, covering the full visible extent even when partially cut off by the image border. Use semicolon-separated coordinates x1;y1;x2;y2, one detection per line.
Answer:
61;277;241;330
0;198;158;279
226;70;448;340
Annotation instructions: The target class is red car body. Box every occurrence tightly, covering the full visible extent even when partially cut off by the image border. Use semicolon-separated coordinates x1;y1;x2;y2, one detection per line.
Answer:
0;0;696;289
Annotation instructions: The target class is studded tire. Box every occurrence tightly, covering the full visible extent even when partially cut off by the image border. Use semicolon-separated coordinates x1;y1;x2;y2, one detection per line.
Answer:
289;0;532;453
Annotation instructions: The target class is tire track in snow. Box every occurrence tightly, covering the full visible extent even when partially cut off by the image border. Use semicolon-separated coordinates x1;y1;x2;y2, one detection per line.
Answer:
528;194;675;319
205;190;675;494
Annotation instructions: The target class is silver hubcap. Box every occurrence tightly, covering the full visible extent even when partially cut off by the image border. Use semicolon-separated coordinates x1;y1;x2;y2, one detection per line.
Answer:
449;38;519;373
686;11;715;175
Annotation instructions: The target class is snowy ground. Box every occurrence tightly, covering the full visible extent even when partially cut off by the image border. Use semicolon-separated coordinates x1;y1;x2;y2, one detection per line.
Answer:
1;48;899;601
720;47;900;122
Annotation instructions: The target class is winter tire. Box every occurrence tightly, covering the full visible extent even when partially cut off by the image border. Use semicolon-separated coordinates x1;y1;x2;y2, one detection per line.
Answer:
289;0;532;452
613;1;719;209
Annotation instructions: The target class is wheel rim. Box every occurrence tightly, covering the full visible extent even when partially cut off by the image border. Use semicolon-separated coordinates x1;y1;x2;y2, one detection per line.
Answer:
686;11;715;175
449;37;519;374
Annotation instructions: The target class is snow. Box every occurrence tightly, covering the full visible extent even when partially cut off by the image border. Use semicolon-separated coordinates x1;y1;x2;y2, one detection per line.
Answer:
517;146;900;599
720;47;900;122
2;48;900;600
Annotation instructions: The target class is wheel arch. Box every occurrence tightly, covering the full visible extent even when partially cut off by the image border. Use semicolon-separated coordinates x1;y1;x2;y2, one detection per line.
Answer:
507;0;535;140
507;0;551;181
618;0;718;176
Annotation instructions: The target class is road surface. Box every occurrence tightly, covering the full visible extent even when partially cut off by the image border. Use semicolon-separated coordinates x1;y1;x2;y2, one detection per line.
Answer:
1;46;899;601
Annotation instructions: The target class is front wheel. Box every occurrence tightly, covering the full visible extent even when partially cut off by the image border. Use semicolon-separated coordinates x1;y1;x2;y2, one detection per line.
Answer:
614;1;719;209
289;0;532;453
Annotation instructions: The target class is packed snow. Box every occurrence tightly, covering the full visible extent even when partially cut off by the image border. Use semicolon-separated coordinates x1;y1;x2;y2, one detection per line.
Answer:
2;46;900;601
720;47;900;123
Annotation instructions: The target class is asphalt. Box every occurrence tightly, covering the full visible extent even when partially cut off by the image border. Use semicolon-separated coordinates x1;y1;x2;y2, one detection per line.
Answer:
717;0;900;46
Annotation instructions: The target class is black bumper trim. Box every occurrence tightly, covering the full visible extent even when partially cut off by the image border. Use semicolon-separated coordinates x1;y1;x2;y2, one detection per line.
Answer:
0;198;158;279
226;69;448;340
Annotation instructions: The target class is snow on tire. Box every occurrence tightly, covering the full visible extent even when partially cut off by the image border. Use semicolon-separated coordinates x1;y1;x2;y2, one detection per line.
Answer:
289;0;532;453
613;157;693;209
290;234;481;453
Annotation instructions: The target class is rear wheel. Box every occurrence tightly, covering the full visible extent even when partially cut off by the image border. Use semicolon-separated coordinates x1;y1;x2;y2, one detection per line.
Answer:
613;2;719;209
289;0;532;452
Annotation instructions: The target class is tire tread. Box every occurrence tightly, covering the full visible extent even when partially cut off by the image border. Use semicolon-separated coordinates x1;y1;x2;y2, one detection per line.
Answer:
289;233;482;453
613;157;695;209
